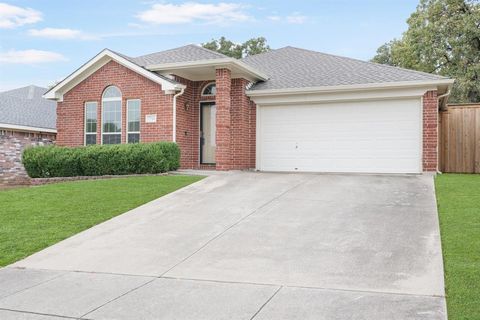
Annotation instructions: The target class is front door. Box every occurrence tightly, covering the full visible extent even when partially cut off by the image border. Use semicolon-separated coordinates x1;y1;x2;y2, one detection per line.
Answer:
200;102;216;164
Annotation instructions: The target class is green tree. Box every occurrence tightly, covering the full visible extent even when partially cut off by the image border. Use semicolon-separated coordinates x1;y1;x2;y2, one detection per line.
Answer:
202;36;271;59
372;0;480;102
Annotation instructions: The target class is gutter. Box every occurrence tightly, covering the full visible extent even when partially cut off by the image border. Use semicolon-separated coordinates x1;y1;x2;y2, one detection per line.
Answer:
172;88;185;142
0;123;57;133
246;79;455;97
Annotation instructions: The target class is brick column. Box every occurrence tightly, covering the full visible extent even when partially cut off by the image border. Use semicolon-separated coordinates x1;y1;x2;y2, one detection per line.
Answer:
423;90;438;172
215;68;232;170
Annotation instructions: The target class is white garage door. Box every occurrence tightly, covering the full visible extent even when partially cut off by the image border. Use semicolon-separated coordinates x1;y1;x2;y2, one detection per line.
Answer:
257;99;422;173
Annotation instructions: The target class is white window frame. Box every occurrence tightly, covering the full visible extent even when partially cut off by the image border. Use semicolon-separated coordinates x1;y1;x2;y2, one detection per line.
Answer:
201;82;216;96
84;101;98;146
101;86;122;145
126;99;141;143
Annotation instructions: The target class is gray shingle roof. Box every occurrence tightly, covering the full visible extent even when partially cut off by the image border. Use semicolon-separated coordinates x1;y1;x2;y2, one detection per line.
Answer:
242;46;448;91
131;44;229;66
0;85;56;130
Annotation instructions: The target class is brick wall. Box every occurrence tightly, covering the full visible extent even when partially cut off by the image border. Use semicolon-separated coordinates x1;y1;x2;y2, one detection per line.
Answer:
56;60;258;171
0;132;55;186
423;90;438;172
55;60;440;173
215;68;233;170
231;78;256;169
175;75;256;170
174;77;216;169
57;60;174;146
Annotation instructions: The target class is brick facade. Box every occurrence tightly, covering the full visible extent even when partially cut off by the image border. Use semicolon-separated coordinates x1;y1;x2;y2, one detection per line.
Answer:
57;60;173;147
0;132;55;186
422;90;439;172
215;68;233;170
55;60;440;173
174;77;216;169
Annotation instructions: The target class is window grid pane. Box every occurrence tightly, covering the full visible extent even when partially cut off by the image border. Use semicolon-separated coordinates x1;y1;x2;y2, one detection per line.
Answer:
103;86;121;99
127;100;141;144
128;133;140;144
202;83;216;95
102;101;121;133
102;134;121;144
86;134;96;145
85;102;97;145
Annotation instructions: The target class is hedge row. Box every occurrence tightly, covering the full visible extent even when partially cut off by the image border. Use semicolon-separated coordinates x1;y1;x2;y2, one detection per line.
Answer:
22;142;180;178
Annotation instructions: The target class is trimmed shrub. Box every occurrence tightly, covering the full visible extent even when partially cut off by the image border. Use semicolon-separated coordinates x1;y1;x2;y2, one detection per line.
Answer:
22;142;181;178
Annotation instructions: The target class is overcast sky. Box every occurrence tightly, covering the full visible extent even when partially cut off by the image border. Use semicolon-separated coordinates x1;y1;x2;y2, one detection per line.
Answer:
0;0;419;91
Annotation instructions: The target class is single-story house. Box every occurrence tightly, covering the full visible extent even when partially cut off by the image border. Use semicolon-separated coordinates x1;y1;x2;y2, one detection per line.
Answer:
44;45;454;174
0;85;56;185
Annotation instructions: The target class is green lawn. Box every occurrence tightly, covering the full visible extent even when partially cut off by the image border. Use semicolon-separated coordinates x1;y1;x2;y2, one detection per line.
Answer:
435;174;480;320
0;175;203;267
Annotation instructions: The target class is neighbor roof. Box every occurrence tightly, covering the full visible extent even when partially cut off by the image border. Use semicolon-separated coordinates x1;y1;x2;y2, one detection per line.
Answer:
242;46;450;91
131;44;229;66
0;85;56;130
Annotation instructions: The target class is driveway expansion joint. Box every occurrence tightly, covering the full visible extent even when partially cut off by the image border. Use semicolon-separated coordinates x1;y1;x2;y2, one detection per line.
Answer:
160;175;315;278
0;307;82;319
79;277;157;319
249;286;283;320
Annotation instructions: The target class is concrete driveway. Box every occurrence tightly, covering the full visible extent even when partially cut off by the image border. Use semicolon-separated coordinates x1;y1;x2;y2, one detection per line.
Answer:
0;172;446;319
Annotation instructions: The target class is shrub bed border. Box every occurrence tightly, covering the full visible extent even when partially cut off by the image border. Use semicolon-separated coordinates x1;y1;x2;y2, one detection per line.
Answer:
29;173;170;186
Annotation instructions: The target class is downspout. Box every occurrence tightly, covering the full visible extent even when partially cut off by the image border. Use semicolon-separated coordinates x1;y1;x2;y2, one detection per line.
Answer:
437;89;451;110
172;88;185;143
436;88;451;174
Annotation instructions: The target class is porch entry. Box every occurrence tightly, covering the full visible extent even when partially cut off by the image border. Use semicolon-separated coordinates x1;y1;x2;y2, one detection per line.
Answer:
200;102;216;164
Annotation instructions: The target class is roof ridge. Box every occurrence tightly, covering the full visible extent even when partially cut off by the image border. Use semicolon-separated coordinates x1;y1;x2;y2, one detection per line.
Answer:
193;44;230;58
277;46;448;80
134;45;191;59
134;44;228;60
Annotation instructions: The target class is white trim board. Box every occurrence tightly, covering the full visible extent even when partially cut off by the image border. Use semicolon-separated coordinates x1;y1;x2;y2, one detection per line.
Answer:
247;85;447;106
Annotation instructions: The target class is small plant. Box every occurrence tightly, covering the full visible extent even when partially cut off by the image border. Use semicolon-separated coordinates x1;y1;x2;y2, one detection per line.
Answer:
22;142;180;178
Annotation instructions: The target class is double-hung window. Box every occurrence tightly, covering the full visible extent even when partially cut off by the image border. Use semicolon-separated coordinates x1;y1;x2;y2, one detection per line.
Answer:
127;99;141;143
102;86;122;144
85;102;97;145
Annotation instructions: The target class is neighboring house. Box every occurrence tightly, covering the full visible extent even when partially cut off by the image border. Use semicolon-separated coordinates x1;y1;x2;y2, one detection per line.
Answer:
0;85;56;185
45;45;454;174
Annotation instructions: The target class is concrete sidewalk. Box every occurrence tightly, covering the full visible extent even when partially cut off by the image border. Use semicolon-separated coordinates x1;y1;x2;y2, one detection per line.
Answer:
0;172;446;319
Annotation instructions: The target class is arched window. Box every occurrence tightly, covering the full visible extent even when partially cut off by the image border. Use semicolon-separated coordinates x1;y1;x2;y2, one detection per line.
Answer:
201;82;216;96
102;85;122;144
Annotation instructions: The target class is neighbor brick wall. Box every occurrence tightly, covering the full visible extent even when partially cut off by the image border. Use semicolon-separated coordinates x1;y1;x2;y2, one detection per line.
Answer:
0;132;55;186
423;90;438;172
57;60;174;146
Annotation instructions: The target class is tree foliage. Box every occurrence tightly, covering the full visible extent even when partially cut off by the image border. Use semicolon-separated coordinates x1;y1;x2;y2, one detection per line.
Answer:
372;0;480;102
202;36;271;59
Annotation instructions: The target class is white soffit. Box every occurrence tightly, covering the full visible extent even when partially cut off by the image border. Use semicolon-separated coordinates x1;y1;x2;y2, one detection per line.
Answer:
146;58;269;82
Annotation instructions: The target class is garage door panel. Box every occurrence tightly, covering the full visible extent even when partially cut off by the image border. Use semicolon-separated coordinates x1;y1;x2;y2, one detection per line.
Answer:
258;99;422;173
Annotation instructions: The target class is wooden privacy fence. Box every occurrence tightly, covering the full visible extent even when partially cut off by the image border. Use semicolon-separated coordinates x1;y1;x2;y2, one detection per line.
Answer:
439;104;480;173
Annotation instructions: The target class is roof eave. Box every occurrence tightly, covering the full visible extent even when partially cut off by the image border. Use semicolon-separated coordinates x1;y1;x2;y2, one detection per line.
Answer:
0;123;57;133
146;58;269;82
43;49;185;101
246;79;455;96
